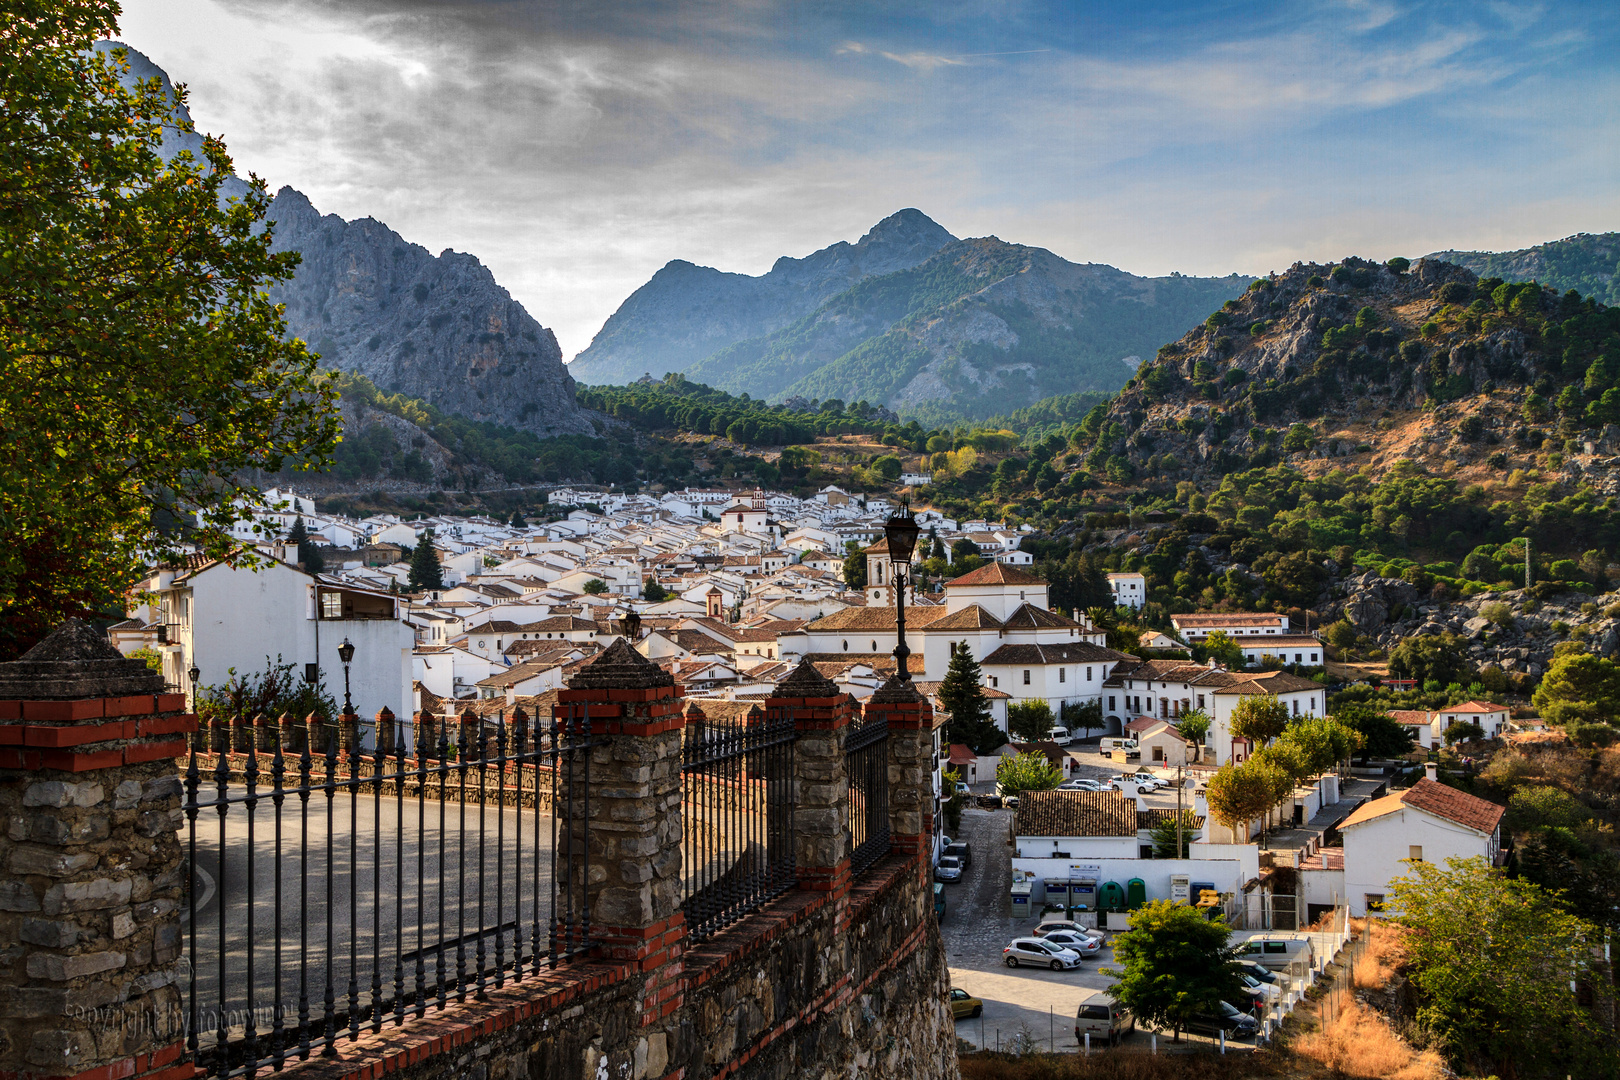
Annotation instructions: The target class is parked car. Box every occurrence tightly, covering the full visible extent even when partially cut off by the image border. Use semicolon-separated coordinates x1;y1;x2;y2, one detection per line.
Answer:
943;841;972;868
1106;773;1161;792
1046;726;1073;745
1238;960;1282;985
1059;778;1106;792
1033;919;1092;938
1040;930;1102;956
1003;937;1083;970
1074;995;1135;1046
1180;1001;1260;1038
934;856;963;882
952;781;972;797
949;987;983;1019
1238;971;1281;1001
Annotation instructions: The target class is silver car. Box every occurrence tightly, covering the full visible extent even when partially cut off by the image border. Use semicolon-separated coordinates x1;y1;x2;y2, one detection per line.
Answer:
934;855;963;882
1041;930;1103;956
1004;937;1083;970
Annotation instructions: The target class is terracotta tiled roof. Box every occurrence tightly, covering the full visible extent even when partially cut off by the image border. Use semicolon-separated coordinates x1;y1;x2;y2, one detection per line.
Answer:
947;562;1044;587
1136;808;1205;830
981;642;1131;666
806;605;952;631
1340;779;1504;835
1014;790;1137;838
1443;700;1507;714
926;604;1004;630
1239;635;1323;648
1001;603;1081;630
1388;710;1431;724
1170;612;1287;627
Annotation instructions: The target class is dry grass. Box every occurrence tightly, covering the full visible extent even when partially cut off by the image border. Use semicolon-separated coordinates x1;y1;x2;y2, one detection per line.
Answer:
1293;1003;1445;1080
1350;918;1407;991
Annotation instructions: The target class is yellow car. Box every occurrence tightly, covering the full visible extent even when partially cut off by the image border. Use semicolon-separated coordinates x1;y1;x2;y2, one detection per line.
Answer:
949;987;983;1019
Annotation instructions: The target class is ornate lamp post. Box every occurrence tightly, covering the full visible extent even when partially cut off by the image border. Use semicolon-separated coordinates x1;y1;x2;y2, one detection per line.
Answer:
187;663;200;709
337;638;356;715
883;501;922;682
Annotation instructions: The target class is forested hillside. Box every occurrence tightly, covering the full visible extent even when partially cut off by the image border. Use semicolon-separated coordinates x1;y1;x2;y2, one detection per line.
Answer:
1427;232;1620;307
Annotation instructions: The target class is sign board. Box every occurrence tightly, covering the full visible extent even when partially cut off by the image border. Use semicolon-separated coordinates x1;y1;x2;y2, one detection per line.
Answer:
1170;875;1191;904
1069;863;1103;881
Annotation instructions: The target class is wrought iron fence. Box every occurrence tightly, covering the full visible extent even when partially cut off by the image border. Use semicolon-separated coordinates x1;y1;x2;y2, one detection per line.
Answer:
679;710;797;940
180;702;605;1077
845;712;889;877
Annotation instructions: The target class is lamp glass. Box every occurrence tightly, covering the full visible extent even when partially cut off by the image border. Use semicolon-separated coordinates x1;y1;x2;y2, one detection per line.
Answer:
337;639;355;665
883;506;921;563
188;665;200;683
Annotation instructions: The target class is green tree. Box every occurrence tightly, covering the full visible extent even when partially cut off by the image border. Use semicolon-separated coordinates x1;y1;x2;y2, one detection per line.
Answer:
1175;709;1210;748
1196;629;1245;669
408;531;444;590
1533;650;1620;725
509;509;528;529
287;516;309;545
842;541;868;589
1104;900;1244;1041
1389;632;1471;687
1387;858;1618;1079
942;767;966;834
995;751;1061;796
1150;810;1200;858
1281;423;1316;452
0;14;340;658
938;642;1005;754
1007;699;1056;743
582;578;609;596
1443;719;1485;745
642;579;670;602
1273;716;1356;775
1331;702;1417;760
1204;759;1288;841
1229;695;1290;745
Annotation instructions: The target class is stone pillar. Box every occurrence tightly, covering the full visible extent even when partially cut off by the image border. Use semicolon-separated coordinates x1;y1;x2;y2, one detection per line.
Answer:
413;710;437;758
277;711;299;754
0;619;196;1080
766;659;854;894
865;676;937;858
374;707;396;759
554;640;684;1071
337;705;362;755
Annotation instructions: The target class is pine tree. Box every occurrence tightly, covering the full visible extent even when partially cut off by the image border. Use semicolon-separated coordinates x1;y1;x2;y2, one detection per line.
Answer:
939;643;1005;754
408;530;444;590
287;515;308;544
510;509;527;529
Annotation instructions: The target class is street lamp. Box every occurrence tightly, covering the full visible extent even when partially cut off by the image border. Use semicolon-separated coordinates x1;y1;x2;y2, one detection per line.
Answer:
188;663;200;709
337;638;355;716
883;500;922;682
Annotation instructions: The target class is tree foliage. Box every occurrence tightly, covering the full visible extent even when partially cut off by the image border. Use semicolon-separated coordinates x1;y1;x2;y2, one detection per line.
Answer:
1204;758;1290;837
1388;857;1618;1079
0;11;341;657
408;531;444;591
1007;699;1055;743
1150;810;1200;858
939;642;1005;754
1229;695;1290;745
1104;900;1244;1041
1331;701;1417;759
1533;650;1620;725
995;751;1062;795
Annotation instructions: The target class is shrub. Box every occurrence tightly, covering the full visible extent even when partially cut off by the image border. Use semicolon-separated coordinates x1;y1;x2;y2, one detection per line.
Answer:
1386;257;1411;273
1436;281;1472;305
1421;320;1442;339
1294;1002;1447;1080
1308;274;1325;288
1481;602;1514;628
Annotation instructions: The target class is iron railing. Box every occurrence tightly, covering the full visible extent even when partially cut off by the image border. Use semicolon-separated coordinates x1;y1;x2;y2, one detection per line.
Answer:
845;712;890;877
679;710;797;940
180;702;605;1077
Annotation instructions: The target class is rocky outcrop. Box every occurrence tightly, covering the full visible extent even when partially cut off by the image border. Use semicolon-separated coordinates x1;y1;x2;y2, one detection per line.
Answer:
570;209;960;386
265;189;593;437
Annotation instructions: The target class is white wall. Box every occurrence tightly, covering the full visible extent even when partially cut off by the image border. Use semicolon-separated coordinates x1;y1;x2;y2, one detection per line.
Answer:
1342;808;1494;916
1008;853;1256;908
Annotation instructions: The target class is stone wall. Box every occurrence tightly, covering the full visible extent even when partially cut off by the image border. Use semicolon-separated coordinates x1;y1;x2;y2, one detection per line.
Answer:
0;634;957;1080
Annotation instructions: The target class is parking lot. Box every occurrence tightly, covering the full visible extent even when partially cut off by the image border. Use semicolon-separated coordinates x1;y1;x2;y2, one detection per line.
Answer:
942;742;1253;1054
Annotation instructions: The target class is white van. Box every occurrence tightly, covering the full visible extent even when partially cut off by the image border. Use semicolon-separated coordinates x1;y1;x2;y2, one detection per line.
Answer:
1074;994;1135;1046
1046;726;1073;745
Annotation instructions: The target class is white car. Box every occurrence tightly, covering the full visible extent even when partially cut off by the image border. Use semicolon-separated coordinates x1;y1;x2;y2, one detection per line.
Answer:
1059;778;1106;792
1040;930;1103;956
1108;774;1163;793
1004;937;1084;970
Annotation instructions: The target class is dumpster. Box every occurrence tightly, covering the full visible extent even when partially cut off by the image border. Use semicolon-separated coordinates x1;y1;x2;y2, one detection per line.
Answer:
1126;878;1147;910
1044;879;1070;910
1010;881;1032;919
1099;881;1125;913
1071;878;1097;912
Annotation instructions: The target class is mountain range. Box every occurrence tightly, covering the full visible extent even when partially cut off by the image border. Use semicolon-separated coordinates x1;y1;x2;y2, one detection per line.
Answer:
109;42;591;439
571;215;1248;422
1425;233;1620;307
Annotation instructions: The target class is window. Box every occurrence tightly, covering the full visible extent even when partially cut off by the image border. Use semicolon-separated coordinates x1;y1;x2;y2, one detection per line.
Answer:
1365;894;1385;913
991;676;999;688
1108;695;1116;711
1023;670;1031;685
1292;699;1300;715
1408;846;1423;862
842;640;848;651
320;591;342;620
1059;668;1066;683
1311;652;1319;663
1294;654;1302;663
1086;666;1093;681
1197;695;1205;709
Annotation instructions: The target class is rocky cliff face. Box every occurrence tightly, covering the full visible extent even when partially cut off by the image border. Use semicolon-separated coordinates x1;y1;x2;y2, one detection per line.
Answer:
569;209;959;385
265;188;593;437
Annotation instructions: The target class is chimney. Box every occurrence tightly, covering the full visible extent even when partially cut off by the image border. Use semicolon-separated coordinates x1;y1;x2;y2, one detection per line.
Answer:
1424;762;1437;782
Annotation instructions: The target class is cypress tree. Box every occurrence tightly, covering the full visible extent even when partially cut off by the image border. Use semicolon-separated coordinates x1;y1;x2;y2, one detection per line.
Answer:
939;643;1005;754
408;529;444;590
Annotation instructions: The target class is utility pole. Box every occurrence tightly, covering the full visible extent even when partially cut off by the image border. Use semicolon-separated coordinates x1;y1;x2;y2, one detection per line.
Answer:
1176;762;1185;858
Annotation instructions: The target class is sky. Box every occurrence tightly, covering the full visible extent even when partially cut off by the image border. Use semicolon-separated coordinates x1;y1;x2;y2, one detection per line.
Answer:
116;0;1620;360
